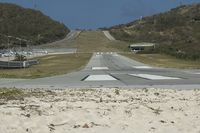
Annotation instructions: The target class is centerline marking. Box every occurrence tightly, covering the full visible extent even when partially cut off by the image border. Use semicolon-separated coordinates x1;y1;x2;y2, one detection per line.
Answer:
133;66;152;69
92;67;109;70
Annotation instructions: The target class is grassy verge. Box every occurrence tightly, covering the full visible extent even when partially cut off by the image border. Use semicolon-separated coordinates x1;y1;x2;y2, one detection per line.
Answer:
0;53;92;79
122;53;200;69
0;88;25;101
0;88;57;102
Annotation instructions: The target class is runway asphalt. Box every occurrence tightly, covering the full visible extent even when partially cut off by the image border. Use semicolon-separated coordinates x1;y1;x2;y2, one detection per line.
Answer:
0;53;200;89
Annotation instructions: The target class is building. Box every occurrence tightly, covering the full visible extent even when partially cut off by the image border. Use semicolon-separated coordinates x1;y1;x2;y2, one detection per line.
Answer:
129;43;155;53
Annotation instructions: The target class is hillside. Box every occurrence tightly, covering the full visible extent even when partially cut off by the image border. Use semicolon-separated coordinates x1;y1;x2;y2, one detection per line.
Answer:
0;3;70;48
109;4;200;60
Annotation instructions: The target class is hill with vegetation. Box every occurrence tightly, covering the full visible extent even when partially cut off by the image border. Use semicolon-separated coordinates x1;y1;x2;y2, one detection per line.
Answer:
0;3;70;48
109;4;200;60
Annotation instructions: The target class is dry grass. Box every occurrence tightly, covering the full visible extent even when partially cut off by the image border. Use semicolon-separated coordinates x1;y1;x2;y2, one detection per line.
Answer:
0;88;24;101
123;53;200;69
37;36;77;49
37;31;129;52
0;88;57;103
0;53;92;79
75;31;129;52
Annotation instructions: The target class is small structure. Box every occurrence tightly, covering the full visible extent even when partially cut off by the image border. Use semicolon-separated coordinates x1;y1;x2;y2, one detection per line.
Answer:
129;43;155;53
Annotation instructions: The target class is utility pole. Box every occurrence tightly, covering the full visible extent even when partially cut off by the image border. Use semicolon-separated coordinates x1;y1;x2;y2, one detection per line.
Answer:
33;0;37;9
7;36;9;67
34;0;40;46
180;1;183;6
20;39;22;65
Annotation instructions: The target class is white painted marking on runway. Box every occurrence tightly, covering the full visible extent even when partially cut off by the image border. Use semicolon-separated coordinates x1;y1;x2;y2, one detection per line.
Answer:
92;67;109;70
113;53;118;56
192;73;200;74
84;75;117;81
95;54;102;57
133;66;152;69
129;74;180;80
185;71;200;75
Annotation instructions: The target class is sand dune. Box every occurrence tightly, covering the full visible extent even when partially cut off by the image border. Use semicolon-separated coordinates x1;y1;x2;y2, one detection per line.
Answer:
0;88;200;133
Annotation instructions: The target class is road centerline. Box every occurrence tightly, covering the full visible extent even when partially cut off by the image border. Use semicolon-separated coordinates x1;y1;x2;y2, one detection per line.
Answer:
92;67;109;70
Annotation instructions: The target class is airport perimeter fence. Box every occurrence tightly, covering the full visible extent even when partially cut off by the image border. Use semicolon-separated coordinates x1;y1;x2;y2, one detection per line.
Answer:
0;60;39;69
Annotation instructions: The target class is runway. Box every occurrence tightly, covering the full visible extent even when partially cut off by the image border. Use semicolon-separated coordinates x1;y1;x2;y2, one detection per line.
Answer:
1;53;200;89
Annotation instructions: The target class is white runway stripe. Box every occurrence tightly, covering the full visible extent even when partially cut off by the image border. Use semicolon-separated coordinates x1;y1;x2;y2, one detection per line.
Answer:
84;75;117;81
133;66;152;69
129;74;180;80
185;72;200;75
92;67;109;70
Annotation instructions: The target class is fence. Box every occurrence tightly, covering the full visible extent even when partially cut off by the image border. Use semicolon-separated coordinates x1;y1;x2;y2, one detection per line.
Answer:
0;60;39;68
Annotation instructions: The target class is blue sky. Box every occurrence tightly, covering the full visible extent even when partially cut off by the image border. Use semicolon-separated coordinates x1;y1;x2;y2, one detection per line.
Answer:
1;0;200;29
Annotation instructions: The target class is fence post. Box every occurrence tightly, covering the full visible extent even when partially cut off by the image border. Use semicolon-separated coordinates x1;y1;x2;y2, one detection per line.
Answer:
23;61;26;68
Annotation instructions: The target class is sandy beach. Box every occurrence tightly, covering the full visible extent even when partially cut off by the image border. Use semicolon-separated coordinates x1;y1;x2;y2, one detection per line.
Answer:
0;88;200;133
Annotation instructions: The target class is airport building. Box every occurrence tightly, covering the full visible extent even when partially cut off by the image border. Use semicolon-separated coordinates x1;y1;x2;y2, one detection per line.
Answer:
129;43;155;53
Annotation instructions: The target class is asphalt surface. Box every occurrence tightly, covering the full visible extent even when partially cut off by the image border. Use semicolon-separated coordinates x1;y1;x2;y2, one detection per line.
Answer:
0;53;200;89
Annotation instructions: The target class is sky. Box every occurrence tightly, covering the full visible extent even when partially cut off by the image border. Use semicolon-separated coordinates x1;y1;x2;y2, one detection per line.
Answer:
0;0;200;29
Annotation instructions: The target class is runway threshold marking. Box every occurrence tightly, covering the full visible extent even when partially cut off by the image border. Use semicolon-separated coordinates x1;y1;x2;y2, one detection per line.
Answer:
84;75;117;81
129;74;181;80
92;67;109;70
133;66;152;69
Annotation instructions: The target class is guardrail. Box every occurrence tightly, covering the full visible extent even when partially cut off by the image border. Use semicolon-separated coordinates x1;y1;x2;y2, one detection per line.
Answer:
26;60;39;66
0;60;39;69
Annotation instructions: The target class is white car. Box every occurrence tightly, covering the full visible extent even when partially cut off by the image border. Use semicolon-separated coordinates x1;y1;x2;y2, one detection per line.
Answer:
2;53;11;57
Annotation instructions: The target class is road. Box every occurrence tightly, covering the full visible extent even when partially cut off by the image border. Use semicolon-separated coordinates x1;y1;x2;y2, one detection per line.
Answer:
1;53;200;89
103;31;116;41
66;30;81;40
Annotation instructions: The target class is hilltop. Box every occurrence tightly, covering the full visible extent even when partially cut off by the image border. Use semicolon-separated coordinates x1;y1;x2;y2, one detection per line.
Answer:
0;3;70;48
109;4;200;60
